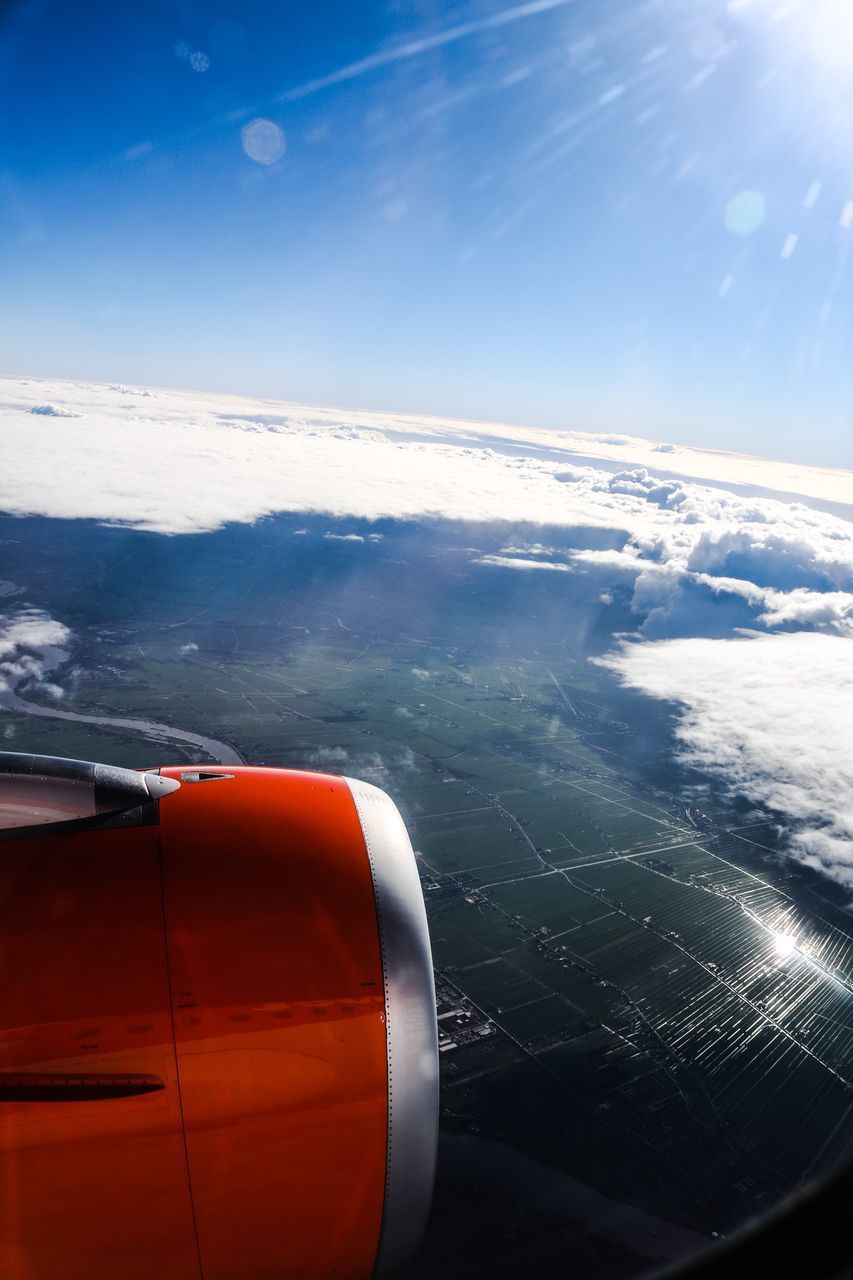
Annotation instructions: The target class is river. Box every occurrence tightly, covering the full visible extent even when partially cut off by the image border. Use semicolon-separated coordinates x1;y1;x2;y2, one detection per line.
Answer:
0;687;245;766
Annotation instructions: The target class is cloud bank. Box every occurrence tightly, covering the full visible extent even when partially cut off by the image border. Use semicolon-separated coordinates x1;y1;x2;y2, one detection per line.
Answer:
1;376;850;532
2;377;853;645
600;633;853;884
3;375;853;886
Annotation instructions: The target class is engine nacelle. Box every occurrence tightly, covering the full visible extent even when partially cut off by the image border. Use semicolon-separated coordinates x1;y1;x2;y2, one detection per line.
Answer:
0;753;438;1279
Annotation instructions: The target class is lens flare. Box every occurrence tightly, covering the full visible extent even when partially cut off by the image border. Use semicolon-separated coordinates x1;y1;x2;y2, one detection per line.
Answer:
732;0;853;75
806;0;853;74
241;119;286;165
773;932;797;960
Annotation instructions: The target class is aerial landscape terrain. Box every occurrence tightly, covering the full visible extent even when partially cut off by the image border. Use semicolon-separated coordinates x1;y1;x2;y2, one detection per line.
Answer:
3;378;853;1277
7;0;853;1273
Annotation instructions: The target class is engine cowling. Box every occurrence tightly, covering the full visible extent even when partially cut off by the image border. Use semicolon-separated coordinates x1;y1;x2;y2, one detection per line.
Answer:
0;753;438;1280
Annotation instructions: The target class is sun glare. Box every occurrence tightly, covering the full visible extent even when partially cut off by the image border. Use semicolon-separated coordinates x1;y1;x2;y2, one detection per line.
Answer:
737;0;853;75
773;932;797;961
804;0;853;73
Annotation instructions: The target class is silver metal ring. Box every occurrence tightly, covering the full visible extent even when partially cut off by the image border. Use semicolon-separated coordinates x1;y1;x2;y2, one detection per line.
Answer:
345;778;439;1277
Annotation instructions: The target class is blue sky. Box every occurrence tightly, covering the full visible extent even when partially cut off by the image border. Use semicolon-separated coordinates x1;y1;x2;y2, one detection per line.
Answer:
3;0;853;466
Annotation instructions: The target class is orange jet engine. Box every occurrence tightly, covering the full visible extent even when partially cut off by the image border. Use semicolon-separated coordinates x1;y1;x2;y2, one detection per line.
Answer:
0;752;438;1280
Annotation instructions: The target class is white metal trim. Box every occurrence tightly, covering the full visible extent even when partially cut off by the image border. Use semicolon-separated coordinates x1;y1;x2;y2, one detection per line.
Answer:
344;778;439;1277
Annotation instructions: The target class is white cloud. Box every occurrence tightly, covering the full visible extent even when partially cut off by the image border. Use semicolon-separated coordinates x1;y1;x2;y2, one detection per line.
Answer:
564;471;853;639
475;554;572;572
308;746;350;765
570;548;648;575
594;433;634;446
758;589;853;631
306;745;417;788
0;609;71;695
598;633;853;884
30;404;81;418
37;682;65;701
2;378;850;542
323;531;365;542
500;542;558;557
179;642;199;655
3;377;853;645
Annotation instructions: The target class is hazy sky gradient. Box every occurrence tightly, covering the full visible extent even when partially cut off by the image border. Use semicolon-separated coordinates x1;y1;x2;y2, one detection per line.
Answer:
3;0;853;464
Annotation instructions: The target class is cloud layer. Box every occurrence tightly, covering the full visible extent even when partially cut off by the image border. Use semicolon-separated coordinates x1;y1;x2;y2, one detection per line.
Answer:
2;376;851;531
3;377;853;641
3;376;853;884
600;633;853;884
